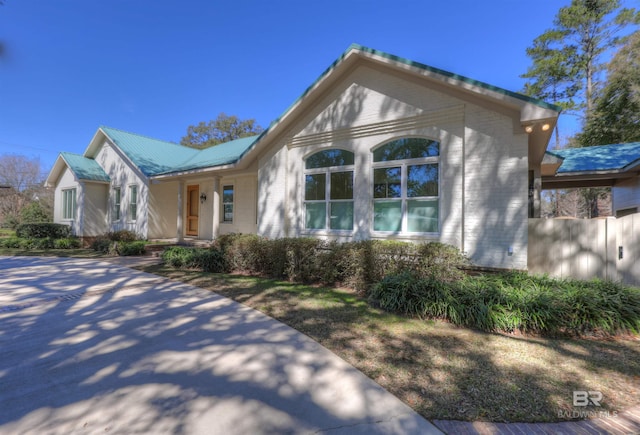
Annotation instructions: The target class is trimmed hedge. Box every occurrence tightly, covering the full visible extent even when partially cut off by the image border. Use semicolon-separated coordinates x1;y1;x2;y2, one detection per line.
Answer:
213;234;467;290
161;246;226;272
0;236;81;250
369;271;640;337
16;223;71;239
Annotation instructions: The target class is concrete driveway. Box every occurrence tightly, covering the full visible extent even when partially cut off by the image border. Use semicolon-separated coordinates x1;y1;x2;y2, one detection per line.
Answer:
0;256;441;434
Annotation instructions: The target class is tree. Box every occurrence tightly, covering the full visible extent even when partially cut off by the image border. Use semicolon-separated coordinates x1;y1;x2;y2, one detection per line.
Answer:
579;30;640;146
181;113;264;149
0;154;51;228
522;0;638;121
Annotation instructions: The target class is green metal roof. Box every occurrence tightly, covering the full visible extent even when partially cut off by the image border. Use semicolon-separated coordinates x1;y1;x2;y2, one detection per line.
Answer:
348;44;562;112
548;142;640;173
100;126;259;177
60;152;110;182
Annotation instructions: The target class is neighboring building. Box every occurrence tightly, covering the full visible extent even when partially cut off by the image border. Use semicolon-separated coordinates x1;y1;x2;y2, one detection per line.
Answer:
542;142;640;217
46;44;562;270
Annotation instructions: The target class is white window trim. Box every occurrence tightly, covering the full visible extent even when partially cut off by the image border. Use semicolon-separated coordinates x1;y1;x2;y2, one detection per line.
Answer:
303;161;355;234
112;186;121;222
62;188;77;221
128;184;138;223
222;184;234;224
370;147;440;236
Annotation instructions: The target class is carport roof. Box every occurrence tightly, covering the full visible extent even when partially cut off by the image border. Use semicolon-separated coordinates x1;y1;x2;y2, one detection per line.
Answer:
548;142;640;174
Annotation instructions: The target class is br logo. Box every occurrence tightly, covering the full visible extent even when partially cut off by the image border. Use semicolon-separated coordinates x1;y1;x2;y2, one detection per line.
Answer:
573;391;603;407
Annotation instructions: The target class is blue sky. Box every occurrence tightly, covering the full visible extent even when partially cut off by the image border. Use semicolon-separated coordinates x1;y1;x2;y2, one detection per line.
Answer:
0;0;622;175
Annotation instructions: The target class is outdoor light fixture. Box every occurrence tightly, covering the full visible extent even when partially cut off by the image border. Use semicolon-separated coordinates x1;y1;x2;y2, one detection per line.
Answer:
524;125;534;133
542;123;550;131
200;192;207;204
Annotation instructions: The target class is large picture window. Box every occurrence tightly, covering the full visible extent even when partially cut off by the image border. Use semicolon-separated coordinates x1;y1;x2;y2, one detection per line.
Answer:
304;149;354;231
62;188;76;220
372;138;439;233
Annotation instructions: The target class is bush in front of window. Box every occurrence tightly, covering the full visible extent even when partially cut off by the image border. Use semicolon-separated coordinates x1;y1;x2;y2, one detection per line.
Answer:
106;230;139;242
209;234;468;292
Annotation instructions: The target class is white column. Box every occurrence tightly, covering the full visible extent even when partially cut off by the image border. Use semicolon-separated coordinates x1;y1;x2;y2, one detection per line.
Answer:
533;168;541;219
212;176;220;239
176;180;184;242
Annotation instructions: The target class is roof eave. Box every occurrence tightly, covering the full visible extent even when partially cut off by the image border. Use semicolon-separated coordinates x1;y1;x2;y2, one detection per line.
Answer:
150;161;240;180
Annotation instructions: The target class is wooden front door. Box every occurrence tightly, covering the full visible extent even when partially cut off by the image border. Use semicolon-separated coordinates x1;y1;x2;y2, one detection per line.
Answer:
186;185;199;236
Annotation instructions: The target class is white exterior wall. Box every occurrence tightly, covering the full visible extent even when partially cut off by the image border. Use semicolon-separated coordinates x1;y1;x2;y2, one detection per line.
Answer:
258;146;289;239
257;64;529;269
96;142;149;238
613;177;640;215
53;167;81;235
219;174;258;236
464;105;529;269
148;181;179;239
83;183;108;236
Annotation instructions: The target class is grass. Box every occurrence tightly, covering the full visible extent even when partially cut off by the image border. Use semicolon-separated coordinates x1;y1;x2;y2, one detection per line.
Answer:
0;228;16;238
138;264;640;423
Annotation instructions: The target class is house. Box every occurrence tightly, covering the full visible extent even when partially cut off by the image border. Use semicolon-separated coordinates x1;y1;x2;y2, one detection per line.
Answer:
45;44;562;271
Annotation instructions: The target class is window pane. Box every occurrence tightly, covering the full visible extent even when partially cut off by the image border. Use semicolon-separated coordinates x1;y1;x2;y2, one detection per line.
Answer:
305;174;325;200
407;164;438;197
306;149;354;169
407;200;438;232
330;171;353;200
330;202;353;230
305;202;326;229
373;201;402;231
223;185;234;203
223;185;234;222
224;204;233;222
373;167;401;198
114;188;121;220
373;138;439;162
129;186;137;220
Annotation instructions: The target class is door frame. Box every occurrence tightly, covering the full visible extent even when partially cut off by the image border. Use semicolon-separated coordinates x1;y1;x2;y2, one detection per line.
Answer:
186;184;199;236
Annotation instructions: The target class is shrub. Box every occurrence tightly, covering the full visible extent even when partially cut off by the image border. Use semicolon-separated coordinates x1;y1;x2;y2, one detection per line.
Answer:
118;241;147;256
162;246;227;272
54;238;81;249
31;237;56;250
16;223;71;239
91;236;112;253
370;271;640;337
1;237;23;248
107;230;138;242
19;201;52;224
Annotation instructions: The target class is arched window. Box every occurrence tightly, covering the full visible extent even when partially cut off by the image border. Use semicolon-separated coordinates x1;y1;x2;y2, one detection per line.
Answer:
372;138;439;233
304;149;354;231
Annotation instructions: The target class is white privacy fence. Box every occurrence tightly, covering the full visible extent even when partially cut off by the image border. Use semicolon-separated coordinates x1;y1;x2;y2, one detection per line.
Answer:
528;214;639;287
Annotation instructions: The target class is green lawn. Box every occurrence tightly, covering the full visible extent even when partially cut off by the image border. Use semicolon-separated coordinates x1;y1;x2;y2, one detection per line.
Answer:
137;264;640;423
